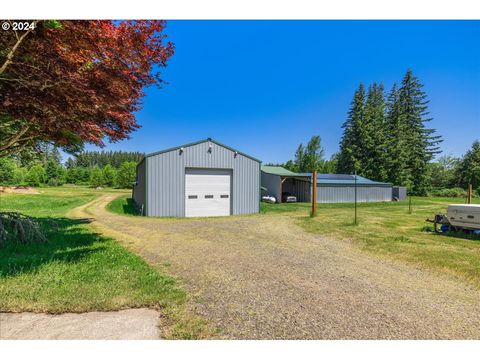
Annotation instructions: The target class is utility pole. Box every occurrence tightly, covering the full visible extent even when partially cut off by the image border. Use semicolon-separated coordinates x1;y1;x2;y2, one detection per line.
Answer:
311;171;317;217
354;170;358;225
467;184;473;204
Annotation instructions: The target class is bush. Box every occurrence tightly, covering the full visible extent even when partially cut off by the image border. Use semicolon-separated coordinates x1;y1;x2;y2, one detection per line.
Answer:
0;212;47;246
102;164;117;187
89;166;105;188
47;178;59;187
0;158;16;185
116;161;137;189
12;167;27;185
428;187;468;198
25;164;46;187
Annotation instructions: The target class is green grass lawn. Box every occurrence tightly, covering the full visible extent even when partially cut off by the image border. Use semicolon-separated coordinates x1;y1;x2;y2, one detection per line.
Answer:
262;197;480;287
106;194;138;216
0;186;207;339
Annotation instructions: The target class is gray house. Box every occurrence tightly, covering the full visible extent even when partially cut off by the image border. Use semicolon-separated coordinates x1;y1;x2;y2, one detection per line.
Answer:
133;138;261;217
261;166;393;203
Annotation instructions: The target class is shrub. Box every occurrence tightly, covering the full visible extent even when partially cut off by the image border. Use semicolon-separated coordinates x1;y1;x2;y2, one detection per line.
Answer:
25;165;46;187
0;158;16;185
428;187;468;198
116;161;137;189
102;164;117;187
0;212;47;246
47;178;59;187
12;167;27;185
89;166;105;188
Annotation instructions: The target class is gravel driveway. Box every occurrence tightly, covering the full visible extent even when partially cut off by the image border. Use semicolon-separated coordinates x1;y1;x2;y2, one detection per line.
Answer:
71;194;480;339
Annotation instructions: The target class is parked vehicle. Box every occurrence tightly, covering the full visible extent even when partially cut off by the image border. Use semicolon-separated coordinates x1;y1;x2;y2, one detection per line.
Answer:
447;204;480;230
261;195;276;204
427;204;480;234
282;192;297;203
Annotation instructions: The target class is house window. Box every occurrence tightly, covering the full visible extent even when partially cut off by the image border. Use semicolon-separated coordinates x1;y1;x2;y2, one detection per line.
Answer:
188;195;198;199
205;195;214;199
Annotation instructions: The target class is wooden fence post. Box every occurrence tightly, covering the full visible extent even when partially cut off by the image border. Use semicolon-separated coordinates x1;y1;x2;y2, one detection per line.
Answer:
311;171;317;216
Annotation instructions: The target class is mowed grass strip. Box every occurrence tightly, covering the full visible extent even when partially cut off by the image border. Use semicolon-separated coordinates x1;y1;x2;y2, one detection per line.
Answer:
261;197;480;287
106;195;139;216
0;187;208;339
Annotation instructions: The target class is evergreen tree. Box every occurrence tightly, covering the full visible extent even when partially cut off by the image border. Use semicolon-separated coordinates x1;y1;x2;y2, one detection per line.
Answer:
72;150;144;168
45;159;60;183
79;167;92;184
44;159;66;186
397;69;442;194
455;140;480;190
337;83;366;174
384;83;410;186
362;83;387;181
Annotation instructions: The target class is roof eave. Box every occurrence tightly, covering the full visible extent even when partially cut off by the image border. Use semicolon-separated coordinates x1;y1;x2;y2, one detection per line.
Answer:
144;138;262;163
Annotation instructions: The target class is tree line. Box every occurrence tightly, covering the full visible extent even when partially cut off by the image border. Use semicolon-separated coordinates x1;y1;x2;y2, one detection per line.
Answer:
275;70;479;196
65;150;144;169
336;70;442;195
0;146;141;189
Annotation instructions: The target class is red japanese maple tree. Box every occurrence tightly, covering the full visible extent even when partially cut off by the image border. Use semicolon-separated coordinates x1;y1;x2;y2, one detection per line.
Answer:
0;20;174;157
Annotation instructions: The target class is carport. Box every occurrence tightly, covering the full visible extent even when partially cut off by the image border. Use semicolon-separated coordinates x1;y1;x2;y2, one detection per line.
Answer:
260;166;311;203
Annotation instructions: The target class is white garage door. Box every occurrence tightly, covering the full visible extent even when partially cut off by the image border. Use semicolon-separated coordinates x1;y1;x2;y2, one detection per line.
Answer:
185;168;231;217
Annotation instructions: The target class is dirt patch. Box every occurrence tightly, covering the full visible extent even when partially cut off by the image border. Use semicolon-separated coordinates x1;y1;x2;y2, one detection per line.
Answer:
69;194;480;339
0;308;161;340
0;186;40;194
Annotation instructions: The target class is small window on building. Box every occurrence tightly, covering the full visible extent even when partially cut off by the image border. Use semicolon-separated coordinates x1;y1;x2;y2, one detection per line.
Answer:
188;195;198;199
220;195;229;198
205;195;214;199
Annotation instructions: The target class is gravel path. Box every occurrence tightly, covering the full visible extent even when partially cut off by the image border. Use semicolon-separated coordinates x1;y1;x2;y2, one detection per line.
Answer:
0;309;161;340
69;194;480;339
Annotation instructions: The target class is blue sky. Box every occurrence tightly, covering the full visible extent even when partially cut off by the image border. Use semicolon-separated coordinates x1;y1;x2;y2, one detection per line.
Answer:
85;20;480;163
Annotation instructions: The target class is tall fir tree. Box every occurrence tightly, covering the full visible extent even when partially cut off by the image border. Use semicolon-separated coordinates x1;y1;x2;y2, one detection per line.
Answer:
384;83;411;187
336;83;366;174
397;69;442;194
362;82;387;181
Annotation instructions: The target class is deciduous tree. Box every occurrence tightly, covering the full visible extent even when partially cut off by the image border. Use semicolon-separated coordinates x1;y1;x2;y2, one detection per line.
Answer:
455;140;480;190
1;20;174;157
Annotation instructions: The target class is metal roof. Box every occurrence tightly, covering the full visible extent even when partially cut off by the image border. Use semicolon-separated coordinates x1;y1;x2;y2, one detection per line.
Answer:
144;138;262;163
297;172;391;186
261;166;307;177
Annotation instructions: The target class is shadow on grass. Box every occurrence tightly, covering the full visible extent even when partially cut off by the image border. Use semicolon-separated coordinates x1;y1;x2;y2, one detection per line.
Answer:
0;217;107;277
122;198;138;215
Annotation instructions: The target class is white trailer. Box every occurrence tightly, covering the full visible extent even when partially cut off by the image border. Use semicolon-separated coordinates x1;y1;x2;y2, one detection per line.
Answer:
446;204;480;230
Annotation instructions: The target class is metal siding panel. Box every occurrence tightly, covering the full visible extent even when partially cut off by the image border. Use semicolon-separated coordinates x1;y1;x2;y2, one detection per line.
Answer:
147;140;259;216
261;172;281;201
317;186;392;203
132;160;146;214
